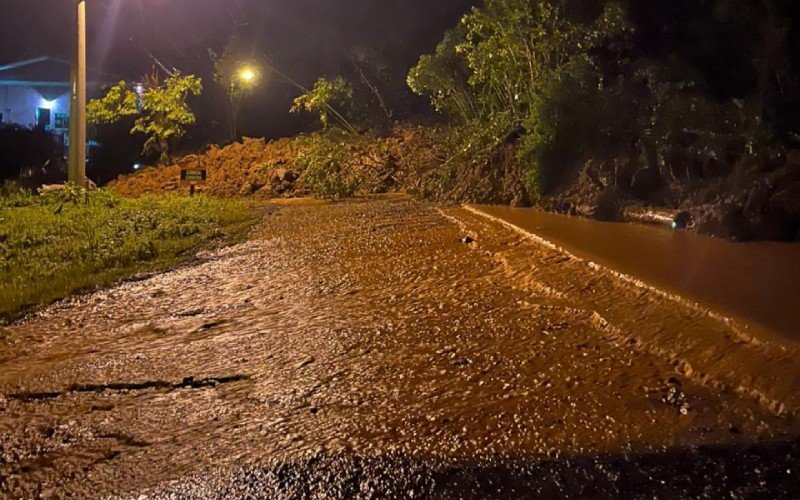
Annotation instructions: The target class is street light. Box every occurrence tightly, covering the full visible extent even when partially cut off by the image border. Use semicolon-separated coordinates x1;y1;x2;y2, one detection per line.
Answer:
68;0;87;186
224;64;261;140
238;67;257;84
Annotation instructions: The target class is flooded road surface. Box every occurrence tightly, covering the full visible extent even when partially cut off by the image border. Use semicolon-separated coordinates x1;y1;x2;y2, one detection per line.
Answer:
471;205;800;341
1;198;800;498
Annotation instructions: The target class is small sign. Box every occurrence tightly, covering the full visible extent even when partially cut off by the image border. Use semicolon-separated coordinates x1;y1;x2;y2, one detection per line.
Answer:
180;169;207;184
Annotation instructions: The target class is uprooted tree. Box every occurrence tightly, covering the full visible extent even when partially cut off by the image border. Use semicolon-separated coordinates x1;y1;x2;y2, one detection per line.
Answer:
88;70;203;165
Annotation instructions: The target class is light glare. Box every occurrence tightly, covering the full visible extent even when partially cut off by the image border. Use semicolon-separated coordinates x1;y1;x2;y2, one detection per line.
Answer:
239;67;257;82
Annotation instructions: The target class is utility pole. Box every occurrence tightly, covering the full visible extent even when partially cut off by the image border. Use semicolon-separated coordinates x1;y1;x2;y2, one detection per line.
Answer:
68;0;87;186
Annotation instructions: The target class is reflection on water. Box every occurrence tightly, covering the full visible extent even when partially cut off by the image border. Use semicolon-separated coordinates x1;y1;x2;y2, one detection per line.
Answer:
474;206;800;340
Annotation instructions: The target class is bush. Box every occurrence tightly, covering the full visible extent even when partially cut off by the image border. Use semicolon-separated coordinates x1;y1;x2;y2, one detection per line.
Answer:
0;125;63;183
407;0;784;203
293;130;362;199
406;0;629;201
292;128;402;200
428;116;525;203
519;58;643;196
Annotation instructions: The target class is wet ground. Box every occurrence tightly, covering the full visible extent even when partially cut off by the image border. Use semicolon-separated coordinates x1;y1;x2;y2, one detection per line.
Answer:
473;205;800;340
1;197;799;498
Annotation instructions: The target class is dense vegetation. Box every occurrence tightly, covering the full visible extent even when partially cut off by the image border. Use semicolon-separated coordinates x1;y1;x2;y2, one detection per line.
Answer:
282;0;800;239
95;0;800;239
0;185;252;319
405;0;793;198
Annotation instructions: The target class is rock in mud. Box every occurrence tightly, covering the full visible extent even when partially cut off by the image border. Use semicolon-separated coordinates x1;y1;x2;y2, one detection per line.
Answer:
271;168;299;195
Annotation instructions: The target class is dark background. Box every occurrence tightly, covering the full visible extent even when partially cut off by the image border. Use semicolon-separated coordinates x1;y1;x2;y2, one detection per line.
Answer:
3;0;800;183
0;0;478;141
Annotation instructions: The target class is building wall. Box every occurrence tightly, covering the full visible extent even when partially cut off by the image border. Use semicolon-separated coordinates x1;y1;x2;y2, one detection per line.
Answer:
0;85;71;128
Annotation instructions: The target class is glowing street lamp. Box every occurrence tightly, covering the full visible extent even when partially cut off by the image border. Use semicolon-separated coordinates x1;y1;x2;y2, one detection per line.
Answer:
236;65;261;91
238;67;258;84
224;64;261;140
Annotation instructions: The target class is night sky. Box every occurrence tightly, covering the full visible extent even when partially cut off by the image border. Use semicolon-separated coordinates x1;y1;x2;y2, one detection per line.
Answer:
0;0;477;139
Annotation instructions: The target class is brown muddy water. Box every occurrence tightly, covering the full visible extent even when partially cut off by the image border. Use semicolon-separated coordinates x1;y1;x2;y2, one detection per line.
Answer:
472;205;800;341
1;198;800;498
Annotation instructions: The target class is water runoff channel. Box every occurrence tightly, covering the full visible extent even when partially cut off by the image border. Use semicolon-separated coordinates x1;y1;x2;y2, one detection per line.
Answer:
469;205;800;342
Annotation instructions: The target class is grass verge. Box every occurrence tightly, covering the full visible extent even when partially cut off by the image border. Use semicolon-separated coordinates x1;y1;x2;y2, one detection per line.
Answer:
0;188;255;321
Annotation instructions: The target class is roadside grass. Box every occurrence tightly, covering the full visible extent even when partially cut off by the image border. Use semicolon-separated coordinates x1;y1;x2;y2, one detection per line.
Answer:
0;188;254;321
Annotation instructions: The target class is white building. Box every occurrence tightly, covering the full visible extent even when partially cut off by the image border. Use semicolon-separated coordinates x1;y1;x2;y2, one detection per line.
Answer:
0;56;110;130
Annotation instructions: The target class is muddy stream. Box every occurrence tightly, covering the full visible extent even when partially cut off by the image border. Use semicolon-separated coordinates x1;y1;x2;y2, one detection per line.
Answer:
471;205;800;341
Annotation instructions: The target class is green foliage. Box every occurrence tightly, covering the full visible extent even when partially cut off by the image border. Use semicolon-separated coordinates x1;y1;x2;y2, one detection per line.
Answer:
39;182;91;205
289;126;403;200
633;58;771;154
85;82;139;123
292;129;362;199
88;72;203;164
0;183;34;208
407;28;477;121
455;0;589;122
0;190;251;318
409;0;778;201
419;114;521;203
291;77;356;132
408;0;616;199
1;183;120;209
519;55;642;195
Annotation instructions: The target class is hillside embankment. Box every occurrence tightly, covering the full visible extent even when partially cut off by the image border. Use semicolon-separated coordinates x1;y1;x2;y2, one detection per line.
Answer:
109;125;800;242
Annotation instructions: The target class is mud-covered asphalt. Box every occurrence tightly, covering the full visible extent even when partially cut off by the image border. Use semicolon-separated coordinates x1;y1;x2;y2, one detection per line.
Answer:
1;197;799;498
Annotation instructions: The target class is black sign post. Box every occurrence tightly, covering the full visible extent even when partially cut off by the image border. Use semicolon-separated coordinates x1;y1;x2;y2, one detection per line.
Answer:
180;169;207;197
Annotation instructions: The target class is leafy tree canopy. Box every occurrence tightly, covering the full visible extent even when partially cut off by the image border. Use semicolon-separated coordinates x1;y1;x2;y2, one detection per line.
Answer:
290;77;357;133
88;71;203;164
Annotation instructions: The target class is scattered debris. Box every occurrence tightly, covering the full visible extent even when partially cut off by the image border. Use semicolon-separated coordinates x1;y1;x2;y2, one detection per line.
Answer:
297;357;316;369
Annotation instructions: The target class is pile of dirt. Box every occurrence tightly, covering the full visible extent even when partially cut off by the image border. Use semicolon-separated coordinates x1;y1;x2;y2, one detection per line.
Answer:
109;137;302;198
388;126;531;206
108;126;445;200
107;125;800;241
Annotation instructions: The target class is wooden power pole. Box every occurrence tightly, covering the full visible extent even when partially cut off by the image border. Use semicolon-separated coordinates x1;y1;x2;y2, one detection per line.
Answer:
68;0;87;186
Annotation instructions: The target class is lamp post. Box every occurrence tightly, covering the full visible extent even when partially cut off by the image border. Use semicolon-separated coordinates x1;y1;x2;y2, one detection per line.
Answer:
226;65;260;140
68;0;87;186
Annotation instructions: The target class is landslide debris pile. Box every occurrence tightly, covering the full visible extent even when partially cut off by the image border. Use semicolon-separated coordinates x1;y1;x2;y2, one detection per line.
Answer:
108;125;800;241
108;126;444;200
109;138;302;198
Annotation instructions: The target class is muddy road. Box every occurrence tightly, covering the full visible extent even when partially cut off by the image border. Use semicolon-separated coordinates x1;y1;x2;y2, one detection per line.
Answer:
1;198;799;498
